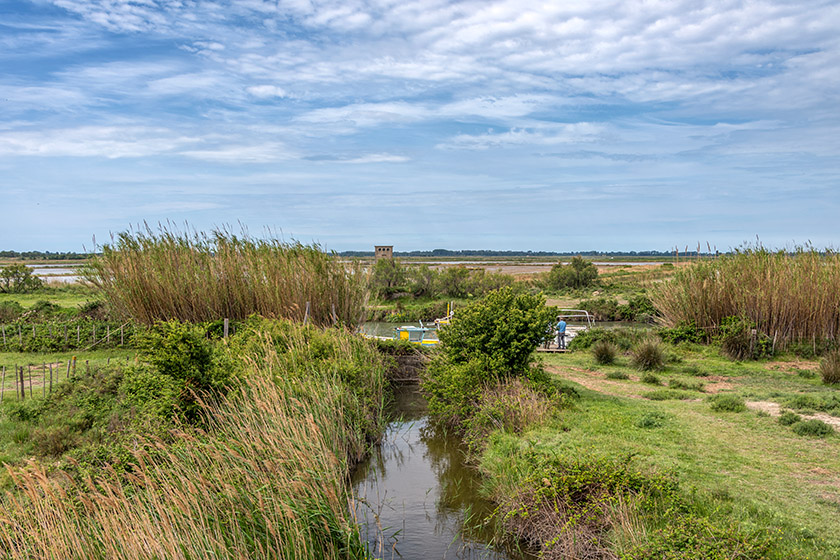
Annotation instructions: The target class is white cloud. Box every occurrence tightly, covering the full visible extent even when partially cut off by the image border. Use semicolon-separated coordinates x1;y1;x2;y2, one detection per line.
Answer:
246;85;288;98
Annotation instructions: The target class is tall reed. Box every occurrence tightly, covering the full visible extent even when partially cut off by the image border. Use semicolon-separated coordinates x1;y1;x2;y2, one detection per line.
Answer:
0;321;388;559
84;225;367;328
652;247;840;348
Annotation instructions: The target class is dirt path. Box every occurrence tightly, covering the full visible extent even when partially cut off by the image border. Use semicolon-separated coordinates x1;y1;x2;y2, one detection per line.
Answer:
746;401;840;430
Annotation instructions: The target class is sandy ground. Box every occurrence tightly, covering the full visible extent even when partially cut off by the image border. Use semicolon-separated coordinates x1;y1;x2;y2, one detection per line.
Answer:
746;401;840;430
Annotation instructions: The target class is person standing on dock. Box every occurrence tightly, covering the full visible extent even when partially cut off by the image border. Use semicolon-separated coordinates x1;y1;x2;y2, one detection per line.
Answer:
556;316;567;349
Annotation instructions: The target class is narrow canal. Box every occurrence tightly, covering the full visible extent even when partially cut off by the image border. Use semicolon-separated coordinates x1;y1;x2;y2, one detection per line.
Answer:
351;385;534;560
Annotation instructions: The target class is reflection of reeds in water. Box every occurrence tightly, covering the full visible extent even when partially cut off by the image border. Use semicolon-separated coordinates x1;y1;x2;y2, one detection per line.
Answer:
85;224;367;328
653;247;840;347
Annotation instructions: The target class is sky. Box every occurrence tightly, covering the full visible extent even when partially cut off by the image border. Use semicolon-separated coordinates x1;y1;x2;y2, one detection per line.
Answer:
1;0;838;252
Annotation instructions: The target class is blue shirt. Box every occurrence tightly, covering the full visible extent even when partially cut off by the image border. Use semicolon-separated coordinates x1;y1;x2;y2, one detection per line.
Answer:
556;320;566;333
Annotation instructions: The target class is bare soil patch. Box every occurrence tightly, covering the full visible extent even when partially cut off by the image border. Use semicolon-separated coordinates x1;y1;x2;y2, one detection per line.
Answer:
746;401;840;431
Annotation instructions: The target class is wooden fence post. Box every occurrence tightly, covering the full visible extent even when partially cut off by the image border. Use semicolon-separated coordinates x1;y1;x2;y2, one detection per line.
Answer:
18;367;25;400
304;302;311;325
49;364;53;394
77;325;80;344
223;318;229;339
120;326;124;346
43;363;46;397
66;360;71;381
18;325;22;345
1;365;5;403
28;365;32;397
107;326;110;344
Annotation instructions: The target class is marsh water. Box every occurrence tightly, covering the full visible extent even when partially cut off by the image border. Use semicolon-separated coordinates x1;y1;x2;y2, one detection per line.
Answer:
351;385;534;560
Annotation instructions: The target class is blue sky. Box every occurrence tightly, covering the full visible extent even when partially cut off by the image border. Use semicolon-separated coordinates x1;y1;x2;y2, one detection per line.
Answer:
1;0;838;252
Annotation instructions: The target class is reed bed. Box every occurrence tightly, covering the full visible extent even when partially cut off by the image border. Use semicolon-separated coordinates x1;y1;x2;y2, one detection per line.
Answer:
85;226;367;328
0;321;388;559
652;247;840;348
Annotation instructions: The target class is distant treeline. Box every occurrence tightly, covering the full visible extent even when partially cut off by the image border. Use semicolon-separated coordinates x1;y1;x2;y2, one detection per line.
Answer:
340;249;719;258
0;250;90;260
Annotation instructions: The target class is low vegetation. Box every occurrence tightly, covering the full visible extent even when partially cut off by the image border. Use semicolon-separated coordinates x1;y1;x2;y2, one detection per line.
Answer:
0;318;388;559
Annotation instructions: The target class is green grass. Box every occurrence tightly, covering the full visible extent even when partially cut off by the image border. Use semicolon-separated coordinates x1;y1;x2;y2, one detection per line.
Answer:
0;286;98;311
522;347;840;558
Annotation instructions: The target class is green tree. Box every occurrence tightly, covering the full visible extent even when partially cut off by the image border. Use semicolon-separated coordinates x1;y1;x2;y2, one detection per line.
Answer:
422;287;555;425
370;258;408;298
545;256;598;290
0;263;43;293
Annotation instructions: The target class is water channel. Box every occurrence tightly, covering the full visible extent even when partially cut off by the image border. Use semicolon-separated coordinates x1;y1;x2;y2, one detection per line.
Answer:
351;385;535;560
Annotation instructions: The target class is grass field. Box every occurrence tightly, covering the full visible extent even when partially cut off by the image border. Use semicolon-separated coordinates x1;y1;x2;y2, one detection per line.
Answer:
485;347;840;558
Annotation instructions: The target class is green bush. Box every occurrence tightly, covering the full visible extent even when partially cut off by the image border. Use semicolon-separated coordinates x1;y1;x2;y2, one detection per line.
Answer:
592;340;618;365
568;327;643;351
708;394;746;413
659;321;706;344
631;339;665;371
0;300;24;321
605;370;629;380
718;316;773;361
778;411;801;426
577;297;620;321
140;320;233;417
791;419;833;437
544;256;598;290
422;287;555;427
819;349;840;385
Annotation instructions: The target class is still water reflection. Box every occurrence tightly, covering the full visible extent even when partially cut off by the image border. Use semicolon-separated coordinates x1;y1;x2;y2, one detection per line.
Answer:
351;386;533;560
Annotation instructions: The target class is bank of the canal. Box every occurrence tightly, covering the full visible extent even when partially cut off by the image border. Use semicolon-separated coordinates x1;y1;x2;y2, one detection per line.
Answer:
351;385;535;560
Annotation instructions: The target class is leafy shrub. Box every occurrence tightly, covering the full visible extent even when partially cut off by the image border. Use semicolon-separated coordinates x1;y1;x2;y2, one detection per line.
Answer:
786;338;836;360
592;340;618;365
422;287;555;427
544;256;598;290
568;327;643;351
778;411;801;426
32;300;61;315
605;371;629;380
631;339;665;371
0;300;24;321
708;394;746;413
718;316;773;361
628;515;774;560
819;349;840;385
659;321;706;344
577;297;620;321
791;419;833;437
31;425;77;457
618;294;658;322
140;321;233;417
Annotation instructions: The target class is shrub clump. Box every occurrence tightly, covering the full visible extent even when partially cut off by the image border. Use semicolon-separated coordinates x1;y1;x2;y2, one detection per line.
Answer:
605;371;629;380
708;394;747;413
422;287;556;427
631;339;665;371
592;340;618;365
791;419;834;437
644;389;693;401
778;411;801;426
717;316;773;361
819;349;840;385
544;255;598;290
636;411;668;428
